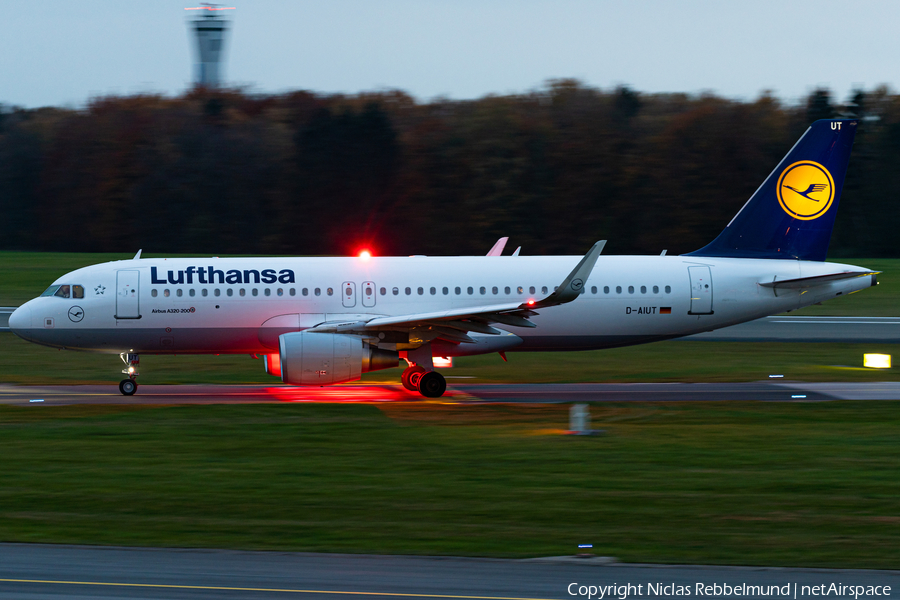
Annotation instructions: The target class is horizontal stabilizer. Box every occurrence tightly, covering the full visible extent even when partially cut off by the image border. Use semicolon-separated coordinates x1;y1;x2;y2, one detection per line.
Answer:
759;271;878;289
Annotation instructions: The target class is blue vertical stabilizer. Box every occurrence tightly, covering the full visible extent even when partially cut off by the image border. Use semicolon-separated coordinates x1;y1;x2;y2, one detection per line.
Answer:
687;119;857;261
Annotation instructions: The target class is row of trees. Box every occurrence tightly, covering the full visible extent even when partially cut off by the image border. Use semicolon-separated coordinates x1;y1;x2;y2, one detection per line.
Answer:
1;82;898;257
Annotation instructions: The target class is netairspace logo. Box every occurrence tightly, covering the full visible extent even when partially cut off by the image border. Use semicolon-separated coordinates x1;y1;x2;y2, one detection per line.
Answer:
567;582;892;599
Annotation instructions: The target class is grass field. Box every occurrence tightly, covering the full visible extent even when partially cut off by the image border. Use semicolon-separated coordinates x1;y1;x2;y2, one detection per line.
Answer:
0;252;898;385
1;401;899;568
1;252;899;567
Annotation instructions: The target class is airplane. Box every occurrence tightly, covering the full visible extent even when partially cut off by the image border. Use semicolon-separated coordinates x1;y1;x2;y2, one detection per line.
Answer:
8;119;877;398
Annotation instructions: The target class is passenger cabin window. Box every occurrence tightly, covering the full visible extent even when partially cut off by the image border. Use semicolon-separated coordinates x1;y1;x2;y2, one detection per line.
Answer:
542;286;548;294
290;288;296;296
164;289;170;297
215;289;221;297
226;289;233;297
628;286;635;294
203;289;209;297
176;289;183;297
327;288;334;296
604;286;610;294
405;287;411;295
264;288;271;297
417;287;424;295
189;289;196;297
380;287;387;296
480;286;486;295
467;286;474;295
392;287;399;295
430;287;436;295
151;289;158;298
641;286;647;294
314;288;321;296
492;286;498;295
591;286;597;294
442;287;449;295
653;285;659;294
665;285;671;294
455;287;461;295
504;286;511;295
302;288;309;296
529;286;535;294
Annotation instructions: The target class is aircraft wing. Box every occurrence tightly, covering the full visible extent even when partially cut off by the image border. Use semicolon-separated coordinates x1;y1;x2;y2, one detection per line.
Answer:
760;271;878;289
307;241;606;343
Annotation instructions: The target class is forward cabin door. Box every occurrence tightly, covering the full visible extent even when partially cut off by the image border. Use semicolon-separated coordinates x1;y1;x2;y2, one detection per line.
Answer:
688;266;713;315
342;282;357;308
116;270;141;319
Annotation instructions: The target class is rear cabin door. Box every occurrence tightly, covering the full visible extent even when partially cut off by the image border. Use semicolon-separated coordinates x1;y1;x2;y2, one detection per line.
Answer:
688;266;713;315
116;270;141;319
342;282;357;308
361;281;376;308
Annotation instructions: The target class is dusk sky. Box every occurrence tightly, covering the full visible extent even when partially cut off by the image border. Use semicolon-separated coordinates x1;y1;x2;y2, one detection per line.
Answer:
3;0;897;108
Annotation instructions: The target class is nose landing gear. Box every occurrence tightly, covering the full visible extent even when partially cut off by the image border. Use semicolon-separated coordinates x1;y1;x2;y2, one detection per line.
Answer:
119;353;139;396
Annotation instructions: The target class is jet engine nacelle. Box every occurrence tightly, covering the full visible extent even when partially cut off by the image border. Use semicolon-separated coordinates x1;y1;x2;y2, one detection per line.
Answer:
278;331;398;385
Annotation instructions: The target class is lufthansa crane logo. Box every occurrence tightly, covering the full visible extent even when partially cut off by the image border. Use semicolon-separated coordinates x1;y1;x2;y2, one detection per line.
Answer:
776;160;835;220
68;306;85;323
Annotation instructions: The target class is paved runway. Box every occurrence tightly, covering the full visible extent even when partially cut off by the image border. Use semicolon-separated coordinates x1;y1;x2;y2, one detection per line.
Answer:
1;381;900;406
683;315;900;343
1;543;898;600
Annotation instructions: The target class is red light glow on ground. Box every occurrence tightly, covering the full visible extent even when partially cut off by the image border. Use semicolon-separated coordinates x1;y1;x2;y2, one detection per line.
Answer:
358;250;372;260
265;384;473;403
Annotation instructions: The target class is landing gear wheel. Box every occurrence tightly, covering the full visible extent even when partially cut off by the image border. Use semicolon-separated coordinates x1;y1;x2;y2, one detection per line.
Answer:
417;371;447;398
402;366;427;391
119;379;138;396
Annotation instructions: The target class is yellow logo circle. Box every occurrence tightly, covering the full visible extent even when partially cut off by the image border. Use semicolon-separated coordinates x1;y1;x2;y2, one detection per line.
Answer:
776;160;835;220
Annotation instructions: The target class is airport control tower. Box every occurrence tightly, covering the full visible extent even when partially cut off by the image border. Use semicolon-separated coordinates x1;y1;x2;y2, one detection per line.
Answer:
186;4;234;88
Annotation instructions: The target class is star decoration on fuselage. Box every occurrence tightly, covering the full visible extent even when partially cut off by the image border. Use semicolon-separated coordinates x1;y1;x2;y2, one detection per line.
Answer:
94;285;106;295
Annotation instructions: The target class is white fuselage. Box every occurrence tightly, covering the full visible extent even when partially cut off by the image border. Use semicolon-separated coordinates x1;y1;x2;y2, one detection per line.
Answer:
10;255;875;356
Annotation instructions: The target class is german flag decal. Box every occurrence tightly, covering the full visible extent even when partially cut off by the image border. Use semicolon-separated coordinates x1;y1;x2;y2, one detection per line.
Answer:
660;307;672;314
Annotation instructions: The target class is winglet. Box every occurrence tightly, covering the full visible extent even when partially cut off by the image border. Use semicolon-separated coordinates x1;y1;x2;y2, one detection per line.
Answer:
133;249;142;260
525;241;606;309
487;237;508;256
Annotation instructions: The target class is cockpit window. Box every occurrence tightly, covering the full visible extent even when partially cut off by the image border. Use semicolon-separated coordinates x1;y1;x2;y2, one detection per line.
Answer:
40;284;81;299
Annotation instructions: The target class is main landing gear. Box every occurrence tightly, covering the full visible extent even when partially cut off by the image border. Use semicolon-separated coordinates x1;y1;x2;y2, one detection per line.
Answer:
119;353;139;396
400;364;447;398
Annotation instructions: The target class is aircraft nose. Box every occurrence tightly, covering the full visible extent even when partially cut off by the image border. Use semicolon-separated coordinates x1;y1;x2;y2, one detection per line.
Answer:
8;304;32;337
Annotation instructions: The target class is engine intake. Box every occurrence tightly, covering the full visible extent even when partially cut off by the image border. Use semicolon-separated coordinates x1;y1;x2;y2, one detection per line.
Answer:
278;331;398;385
